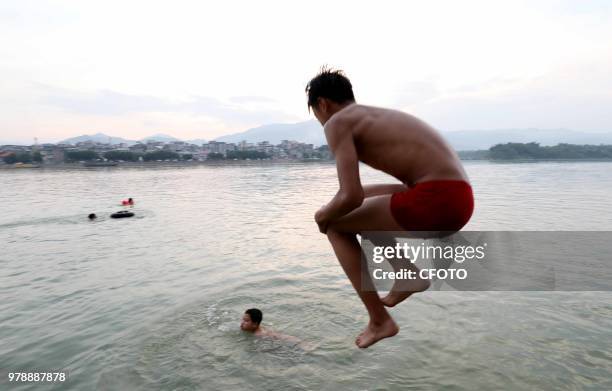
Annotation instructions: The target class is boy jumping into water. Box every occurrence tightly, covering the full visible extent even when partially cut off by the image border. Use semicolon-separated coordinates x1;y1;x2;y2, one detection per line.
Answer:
307;68;474;348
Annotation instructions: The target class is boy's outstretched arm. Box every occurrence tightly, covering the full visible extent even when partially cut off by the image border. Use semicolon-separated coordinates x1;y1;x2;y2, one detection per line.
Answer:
315;120;364;233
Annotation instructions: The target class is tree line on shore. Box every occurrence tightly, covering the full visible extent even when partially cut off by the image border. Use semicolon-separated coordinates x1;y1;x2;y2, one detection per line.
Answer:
1;149;276;163
460;142;612;160
489;142;612;159
3;151;43;164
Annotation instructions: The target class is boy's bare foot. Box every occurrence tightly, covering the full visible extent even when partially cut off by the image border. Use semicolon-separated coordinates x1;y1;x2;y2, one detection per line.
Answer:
380;277;430;307
355;317;399;348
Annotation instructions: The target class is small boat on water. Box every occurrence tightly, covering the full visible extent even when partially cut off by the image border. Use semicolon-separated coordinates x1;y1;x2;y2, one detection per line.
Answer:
111;211;134;218
83;161;118;167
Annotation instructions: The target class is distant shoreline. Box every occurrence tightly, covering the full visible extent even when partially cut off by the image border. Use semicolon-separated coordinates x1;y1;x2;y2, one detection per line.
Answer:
0;159;336;171
3;157;612;171
461;158;612;163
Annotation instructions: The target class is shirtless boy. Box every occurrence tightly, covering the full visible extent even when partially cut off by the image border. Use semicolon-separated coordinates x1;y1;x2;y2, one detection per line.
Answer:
307;68;474;348
240;308;302;344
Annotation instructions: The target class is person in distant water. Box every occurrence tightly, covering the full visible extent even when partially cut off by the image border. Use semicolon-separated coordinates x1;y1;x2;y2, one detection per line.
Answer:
240;308;301;343
306;67;474;348
88;213;97;220
121;198;134;206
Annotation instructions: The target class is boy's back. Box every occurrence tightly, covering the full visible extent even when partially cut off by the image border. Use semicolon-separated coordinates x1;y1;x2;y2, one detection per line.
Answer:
325;103;469;187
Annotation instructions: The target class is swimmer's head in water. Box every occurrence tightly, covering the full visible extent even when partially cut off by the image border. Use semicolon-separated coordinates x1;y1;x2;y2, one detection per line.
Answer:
240;308;262;332
306;66;355;124
88;213;97;220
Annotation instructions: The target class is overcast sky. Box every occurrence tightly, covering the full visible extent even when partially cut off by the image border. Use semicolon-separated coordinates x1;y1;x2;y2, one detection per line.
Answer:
1;0;611;143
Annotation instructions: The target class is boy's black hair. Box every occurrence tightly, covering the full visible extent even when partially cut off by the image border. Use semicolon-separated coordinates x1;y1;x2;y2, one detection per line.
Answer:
305;66;355;111
245;308;262;325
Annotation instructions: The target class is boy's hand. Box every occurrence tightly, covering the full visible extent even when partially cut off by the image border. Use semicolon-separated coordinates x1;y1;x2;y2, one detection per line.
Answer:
315;208;330;234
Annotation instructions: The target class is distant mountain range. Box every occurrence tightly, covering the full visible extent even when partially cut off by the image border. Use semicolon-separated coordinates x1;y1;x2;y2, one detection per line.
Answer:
58;133;199;146
214;120;324;145
215;121;612;150
9;121;612;150
59;133;135;145
139;133;181;143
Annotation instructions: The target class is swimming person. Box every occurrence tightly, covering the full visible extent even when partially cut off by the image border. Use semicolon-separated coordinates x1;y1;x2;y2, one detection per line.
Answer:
88;213;97;220
240;308;301;343
306;67;474;348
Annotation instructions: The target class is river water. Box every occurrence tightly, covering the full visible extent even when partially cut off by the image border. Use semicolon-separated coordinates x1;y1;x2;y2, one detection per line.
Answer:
1;161;611;390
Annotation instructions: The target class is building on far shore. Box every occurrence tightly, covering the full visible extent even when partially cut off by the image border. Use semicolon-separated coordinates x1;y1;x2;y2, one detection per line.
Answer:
1;138;332;164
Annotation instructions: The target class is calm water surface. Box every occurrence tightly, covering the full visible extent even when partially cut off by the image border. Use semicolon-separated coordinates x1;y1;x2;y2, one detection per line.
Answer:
1;161;611;390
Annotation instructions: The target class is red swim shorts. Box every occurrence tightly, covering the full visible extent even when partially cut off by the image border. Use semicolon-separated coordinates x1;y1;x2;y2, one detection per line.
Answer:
390;180;474;232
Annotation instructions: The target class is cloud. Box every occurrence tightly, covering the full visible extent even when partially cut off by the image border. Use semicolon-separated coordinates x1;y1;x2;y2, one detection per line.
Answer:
410;73;612;132
35;84;298;126
229;96;277;104
37;85;172;115
181;96;296;124
391;81;440;106
394;54;612;132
